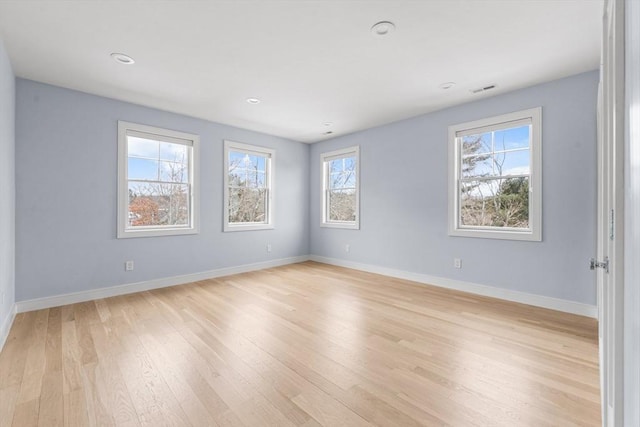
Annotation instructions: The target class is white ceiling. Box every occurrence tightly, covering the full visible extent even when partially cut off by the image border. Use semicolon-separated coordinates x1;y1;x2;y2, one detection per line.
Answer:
0;0;602;143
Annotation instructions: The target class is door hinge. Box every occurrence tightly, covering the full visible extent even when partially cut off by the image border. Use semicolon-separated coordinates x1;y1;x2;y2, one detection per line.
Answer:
590;257;610;273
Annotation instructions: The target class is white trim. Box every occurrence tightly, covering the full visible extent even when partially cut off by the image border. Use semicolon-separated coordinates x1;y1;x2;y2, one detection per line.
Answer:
15;256;309;313
309;255;597;318
625;0;640;424
223;140;275;232
448;107;542;241
11;254;597;325
0;303;17;352
320;145;360;229
117;121;200;239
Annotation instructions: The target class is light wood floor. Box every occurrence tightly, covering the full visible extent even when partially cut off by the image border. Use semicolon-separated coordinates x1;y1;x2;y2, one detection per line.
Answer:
0;261;600;426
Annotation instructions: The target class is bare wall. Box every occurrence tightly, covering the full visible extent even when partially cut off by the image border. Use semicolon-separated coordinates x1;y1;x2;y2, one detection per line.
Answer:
15;79;310;301
310;71;599;305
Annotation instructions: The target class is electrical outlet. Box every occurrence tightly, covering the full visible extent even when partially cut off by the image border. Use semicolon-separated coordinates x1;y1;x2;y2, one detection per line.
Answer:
454;258;462;269
125;260;134;271
345;244;350;253
267;243;272;253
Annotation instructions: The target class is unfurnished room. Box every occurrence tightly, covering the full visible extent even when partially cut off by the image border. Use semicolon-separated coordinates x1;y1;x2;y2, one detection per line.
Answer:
0;1;639;426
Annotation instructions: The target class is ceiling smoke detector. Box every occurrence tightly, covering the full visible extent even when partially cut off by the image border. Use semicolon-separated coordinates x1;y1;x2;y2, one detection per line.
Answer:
470;84;497;94
246;98;261;104
371;21;395;37
110;53;135;65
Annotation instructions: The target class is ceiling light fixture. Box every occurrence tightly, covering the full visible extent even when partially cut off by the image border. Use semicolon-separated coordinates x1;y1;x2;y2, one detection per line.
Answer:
110;52;135;65
246;97;261;104
323;122;333;127
371;21;395;37
439;82;456;90
323;131;333;135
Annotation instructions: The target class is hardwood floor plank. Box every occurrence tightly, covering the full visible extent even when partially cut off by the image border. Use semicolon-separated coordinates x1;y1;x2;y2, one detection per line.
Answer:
0;262;600;426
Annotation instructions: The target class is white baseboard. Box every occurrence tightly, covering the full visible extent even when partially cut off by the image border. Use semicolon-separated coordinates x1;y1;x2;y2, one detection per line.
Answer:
309;255;598;318
16;255;310;313
0;303;17;352
13;253;597;319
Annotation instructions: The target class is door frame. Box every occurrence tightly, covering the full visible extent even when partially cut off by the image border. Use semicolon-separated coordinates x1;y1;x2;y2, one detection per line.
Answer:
599;0;625;426
624;0;640;424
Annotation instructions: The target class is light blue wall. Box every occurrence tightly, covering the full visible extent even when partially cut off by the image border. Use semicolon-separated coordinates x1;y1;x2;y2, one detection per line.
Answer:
310;71;599;305
0;40;15;330
15;79;310;301
14;72;598;306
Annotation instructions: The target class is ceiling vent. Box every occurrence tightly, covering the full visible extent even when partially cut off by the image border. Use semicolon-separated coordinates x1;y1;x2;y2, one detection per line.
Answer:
470;84;497;94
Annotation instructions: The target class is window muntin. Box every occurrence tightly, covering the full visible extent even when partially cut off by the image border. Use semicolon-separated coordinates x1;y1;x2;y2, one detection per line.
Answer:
449;108;541;241
118;122;199;238
321;146;360;229
224;141;274;231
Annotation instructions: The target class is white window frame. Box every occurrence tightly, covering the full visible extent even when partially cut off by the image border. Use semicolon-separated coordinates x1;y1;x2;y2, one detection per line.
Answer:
321;146;360;230
223;140;275;232
117;121;200;238
448;108;542;241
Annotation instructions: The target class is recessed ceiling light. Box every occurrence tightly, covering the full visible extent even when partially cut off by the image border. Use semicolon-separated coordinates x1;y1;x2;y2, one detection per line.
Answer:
110;52;135;65
246;98;261;104
371;21;395;37
439;82;456;90
323;131;333;135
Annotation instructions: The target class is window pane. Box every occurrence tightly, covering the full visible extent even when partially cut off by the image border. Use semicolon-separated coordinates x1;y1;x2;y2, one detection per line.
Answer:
328;156;356;174
461;133;491;156
343;157;356;171
159;141;188;162
328;156;356;189
500;149;530;176
228;169;265;188
328;189;356;221
128;136;159;158
228;151;268;189
230;151;262;170
461;154;493;178
493;125;530;150
463;149;530;178
329;159;342;174
228;188;267;223
461;125;531;178
229;151;246;170
460;177;529;228
228;170;243;186
241;170;260;188
329;171;356;189
128;182;190;227
128;157;158;181
159;160;189;183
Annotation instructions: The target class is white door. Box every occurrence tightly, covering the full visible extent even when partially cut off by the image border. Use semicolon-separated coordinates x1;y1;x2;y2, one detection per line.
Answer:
597;1;624;425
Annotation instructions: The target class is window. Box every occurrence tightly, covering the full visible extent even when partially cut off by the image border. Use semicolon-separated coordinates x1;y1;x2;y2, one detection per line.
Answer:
117;121;199;238
448;108;541;241
321;146;360;229
224;140;274;231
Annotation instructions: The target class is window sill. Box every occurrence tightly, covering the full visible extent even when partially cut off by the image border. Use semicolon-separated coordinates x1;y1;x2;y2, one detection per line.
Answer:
449;227;541;242
321;221;360;230
224;223;274;232
117;226;199;239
